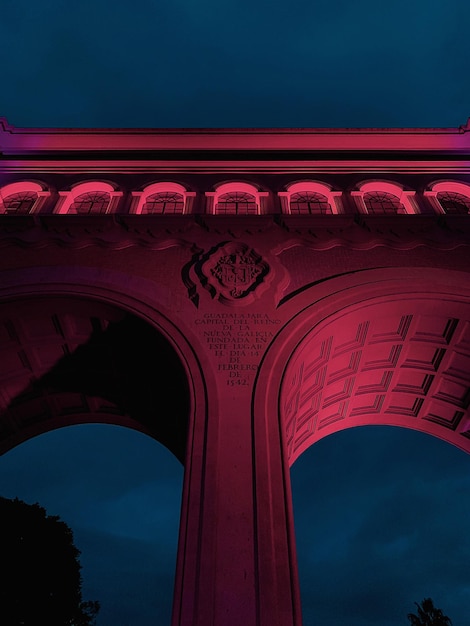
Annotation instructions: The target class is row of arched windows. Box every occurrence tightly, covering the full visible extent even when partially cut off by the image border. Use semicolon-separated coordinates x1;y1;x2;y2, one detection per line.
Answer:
1;180;470;216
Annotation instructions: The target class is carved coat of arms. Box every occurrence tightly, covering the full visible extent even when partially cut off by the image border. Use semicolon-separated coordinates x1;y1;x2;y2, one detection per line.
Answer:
189;241;270;305
213;251;263;298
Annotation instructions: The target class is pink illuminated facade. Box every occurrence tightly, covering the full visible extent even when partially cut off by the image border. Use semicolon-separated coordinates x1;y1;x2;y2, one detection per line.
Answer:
1;118;470;625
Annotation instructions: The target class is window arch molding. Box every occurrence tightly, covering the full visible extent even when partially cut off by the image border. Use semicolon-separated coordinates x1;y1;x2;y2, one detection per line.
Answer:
0;181;50;214
131;182;195;215
55;181;122;214
351;181;418;215
424;181;470;215
205;182;268;215
278;181;342;214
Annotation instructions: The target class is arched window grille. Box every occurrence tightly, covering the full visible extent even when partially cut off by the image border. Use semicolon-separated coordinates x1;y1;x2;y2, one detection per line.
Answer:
2;191;38;214
436;191;470;214
56;182;121;215
289;191;332;215
132;183;194;215
215;191;258;215
0;182;50;215
363;191;404;215
142;192;185;214
69;191;111;214
352;182;416;215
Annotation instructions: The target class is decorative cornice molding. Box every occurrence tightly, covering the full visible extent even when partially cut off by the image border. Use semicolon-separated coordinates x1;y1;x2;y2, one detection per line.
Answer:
2;159;470;175
0;215;469;251
1;118;470;153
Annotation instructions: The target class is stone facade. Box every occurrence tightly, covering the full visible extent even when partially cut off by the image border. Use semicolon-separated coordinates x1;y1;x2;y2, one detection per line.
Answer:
1;118;470;625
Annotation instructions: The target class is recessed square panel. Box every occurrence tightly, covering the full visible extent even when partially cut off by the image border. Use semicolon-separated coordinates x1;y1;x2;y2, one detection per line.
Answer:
433;378;470;409
411;317;458;344
369;314;412;343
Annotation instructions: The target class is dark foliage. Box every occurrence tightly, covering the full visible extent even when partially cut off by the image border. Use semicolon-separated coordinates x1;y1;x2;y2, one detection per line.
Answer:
0;497;99;626
408;598;452;626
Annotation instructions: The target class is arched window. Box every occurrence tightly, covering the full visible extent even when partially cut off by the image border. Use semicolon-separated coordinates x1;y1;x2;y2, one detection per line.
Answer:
0;182;50;214
216;191;257;215
289;192;332;215
352;182;417;215
363;191;404;214
424;182;470;215
55;182;122;214
279;182;342;214
436;192;470;214
69;191;110;214
132;183;195;215
206;182;268;215
3;191;38;214
142;192;185;214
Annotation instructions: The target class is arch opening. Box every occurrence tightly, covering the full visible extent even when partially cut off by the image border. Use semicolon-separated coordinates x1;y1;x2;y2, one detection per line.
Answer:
0;423;184;626
0;297;192;462
290;424;470;626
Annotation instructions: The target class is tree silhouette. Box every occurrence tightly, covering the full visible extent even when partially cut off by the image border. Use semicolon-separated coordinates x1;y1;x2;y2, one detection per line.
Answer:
0;496;99;626
408;598;452;626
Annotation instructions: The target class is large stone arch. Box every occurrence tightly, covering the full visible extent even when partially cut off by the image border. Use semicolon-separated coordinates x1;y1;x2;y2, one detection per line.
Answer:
251;266;470;626
0;264;228;626
257;267;470;462
0;265;210;463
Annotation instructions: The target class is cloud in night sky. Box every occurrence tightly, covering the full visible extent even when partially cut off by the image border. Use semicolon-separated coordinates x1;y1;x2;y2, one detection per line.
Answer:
1;0;470;624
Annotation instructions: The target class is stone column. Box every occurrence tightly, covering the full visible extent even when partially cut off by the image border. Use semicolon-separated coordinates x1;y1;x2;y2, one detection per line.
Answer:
172;309;301;626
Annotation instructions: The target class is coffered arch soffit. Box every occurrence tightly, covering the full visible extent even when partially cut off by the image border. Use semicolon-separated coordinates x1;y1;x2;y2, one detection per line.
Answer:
254;268;470;465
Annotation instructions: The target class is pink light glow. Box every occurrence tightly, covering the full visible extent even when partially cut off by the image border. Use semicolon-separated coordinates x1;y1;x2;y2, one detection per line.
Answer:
205;182;269;215
351;181;418;214
131;182;194;214
279;181;342;214
55;181;122;214
0;181;50;214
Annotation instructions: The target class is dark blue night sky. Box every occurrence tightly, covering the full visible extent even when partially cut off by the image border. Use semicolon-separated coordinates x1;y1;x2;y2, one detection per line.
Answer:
1;0;470;624
1;0;469;129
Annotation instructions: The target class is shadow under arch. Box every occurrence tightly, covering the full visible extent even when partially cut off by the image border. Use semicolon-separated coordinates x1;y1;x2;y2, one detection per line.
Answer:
0;267;207;463
251;266;470;626
0;264;218;626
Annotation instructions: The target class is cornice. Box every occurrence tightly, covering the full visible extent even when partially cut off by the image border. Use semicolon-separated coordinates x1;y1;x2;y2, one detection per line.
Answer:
2;159;470;175
0;215;469;252
1;117;470;154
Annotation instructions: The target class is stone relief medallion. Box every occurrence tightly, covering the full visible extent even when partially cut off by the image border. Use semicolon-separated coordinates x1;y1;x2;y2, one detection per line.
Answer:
212;249;263;298
185;241;270;306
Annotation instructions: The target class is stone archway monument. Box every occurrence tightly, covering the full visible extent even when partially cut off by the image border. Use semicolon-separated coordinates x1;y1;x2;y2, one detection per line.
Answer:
1;119;470;625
